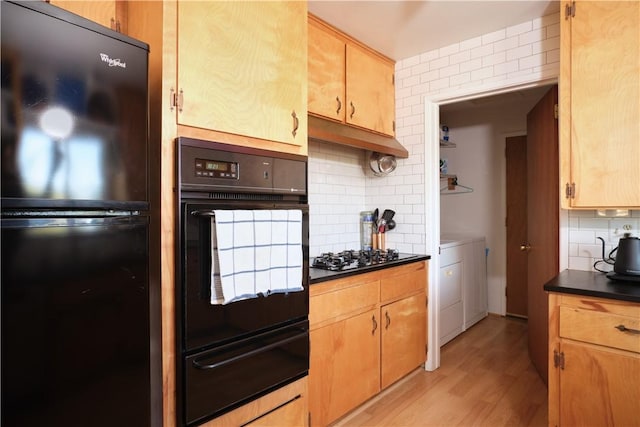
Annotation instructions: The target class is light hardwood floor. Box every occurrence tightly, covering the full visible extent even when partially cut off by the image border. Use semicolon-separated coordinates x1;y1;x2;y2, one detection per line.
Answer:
332;315;548;427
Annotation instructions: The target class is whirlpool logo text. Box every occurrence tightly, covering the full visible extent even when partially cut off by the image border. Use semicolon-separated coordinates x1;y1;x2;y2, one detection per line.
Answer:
99;53;126;68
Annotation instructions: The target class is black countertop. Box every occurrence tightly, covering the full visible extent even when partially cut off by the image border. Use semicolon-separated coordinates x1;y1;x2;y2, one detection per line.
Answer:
544;269;640;303
309;253;430;285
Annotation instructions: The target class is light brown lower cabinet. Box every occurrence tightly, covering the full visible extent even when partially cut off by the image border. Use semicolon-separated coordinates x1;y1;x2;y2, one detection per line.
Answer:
381;293;427;388
202;377;308;427
309;261;428;426
548;293;640;427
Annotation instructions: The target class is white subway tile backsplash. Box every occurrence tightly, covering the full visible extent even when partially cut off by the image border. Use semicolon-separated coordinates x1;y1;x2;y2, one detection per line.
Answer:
420;69;440;84
482;28;506;44
536;13;560;29
471;66;494;81
459;36;482;51
439;43;460;57
507;21;533;37
546;48;561;65
533;36;560;55
450;72;471;87
440;63;461;78
569;229;595;244
402;75;421;88
546;22;560;38
493;60;519;75
411;62;431;76
471;43;494;59
396;67;412;80
430;77;451;91
493;36;519;53
419;49;440;64
519;28;546;46
450;50;471;65
569;256;594;271
398;55;420;69
482;51;506;67
411;82;430;95
519;52;546;69
430;56;450;70
506;44;533;61
569;243;579;257
460;58;483;73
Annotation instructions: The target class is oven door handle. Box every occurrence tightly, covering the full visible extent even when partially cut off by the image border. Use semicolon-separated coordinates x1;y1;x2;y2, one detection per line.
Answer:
192;332;307;371
191;209;215;217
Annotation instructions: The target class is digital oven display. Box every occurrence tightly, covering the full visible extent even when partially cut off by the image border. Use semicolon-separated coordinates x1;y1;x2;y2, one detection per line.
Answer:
194;158;238;179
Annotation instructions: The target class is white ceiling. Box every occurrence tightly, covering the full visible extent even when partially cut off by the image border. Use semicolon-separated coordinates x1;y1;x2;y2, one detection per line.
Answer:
308;1;561;61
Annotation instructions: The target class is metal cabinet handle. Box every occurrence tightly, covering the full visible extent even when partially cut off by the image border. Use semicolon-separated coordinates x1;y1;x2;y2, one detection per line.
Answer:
191;210;215;217
192;333;303;370
291;110;298;137
385;311;391;329
520;243;531;251
350;101;355;118
615;324;640;335
336;96;342;115
372;314;377;335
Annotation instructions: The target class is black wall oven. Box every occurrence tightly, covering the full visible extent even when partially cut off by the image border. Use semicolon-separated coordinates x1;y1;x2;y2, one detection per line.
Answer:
176;138;309;426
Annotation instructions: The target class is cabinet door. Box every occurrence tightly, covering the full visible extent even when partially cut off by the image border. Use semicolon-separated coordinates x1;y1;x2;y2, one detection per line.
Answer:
346;44;395;136
308;18;345;122
381;293;426;389
50;0;116;30
309;309;380;426
177;1;307;147
559;340;640;427
561;1;640;208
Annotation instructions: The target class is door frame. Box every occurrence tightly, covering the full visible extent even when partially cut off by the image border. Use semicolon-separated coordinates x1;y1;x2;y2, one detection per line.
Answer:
423;78;569;371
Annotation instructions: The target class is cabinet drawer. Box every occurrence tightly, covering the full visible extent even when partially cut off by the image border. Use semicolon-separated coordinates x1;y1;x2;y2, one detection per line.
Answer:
310;280;379;328
380;261;427;303
559;306;640;354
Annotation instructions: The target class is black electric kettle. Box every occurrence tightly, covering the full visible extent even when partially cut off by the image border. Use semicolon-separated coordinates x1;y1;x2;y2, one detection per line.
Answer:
614;233;640;276
598;233;640;282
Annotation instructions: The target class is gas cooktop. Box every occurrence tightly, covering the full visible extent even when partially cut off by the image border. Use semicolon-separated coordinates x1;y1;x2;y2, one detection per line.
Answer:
312;249;401;271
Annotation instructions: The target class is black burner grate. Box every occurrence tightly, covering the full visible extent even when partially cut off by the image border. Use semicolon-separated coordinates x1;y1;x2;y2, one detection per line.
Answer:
311;249;399;271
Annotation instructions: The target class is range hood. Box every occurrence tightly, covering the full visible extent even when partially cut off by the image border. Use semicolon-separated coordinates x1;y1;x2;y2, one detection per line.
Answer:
308;115;409;159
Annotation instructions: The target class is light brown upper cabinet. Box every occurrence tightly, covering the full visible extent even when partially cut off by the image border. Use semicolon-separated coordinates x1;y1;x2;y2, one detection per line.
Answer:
177;1;307;150
308;15;395;137
48;0;123;32
560;0;640;208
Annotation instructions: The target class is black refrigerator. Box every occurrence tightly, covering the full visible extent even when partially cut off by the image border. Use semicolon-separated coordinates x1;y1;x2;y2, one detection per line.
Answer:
1;1;153;426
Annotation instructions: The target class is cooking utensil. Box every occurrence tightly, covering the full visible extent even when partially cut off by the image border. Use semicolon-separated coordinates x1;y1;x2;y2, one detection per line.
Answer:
372;208;379;233
369;152;397;176
381;209;395;223
386;219;396;232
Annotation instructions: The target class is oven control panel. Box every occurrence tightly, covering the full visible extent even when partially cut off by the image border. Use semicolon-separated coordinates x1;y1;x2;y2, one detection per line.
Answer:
179;138;307;196
194;158;238;179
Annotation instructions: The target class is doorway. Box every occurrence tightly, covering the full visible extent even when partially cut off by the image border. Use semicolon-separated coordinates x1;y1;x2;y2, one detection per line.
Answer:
433;83;558;375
